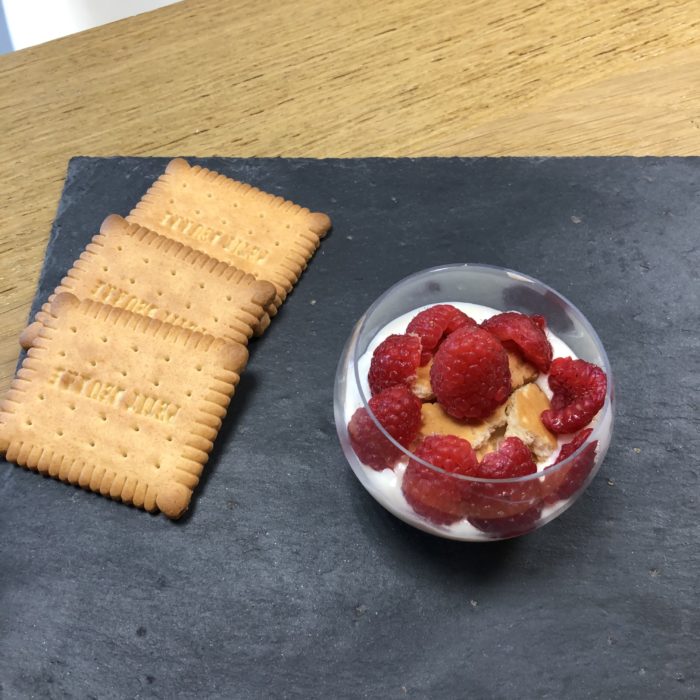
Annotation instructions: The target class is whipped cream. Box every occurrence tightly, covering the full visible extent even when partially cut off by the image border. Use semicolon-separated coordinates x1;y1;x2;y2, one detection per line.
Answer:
342;302;596;540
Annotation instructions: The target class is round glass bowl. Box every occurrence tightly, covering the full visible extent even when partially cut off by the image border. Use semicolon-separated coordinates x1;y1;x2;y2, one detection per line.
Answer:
334;264;614;541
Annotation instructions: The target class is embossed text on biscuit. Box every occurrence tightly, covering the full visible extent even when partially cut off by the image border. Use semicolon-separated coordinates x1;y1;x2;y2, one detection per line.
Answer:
92;280;158;315
124;391;180;423
91;280;206;333
161;212;270;263
52;368;125;405
51;369;180;423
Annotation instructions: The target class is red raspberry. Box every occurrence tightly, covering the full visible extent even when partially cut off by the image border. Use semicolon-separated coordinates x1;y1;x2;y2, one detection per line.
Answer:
556;427;594;463
531;315;547;332
542;428;598;503
461;437;541;521
541;358;607;434
481;311;553;372
478;437;537;479
406;305;476;365
430;325;511;420
348;385;422;471
468;505;543;539
402;435;479;525
368;334;421;396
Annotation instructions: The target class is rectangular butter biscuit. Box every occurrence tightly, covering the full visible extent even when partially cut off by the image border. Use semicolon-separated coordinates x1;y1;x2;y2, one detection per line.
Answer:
20;215;275;350
1;293;248;519
127;158;331;309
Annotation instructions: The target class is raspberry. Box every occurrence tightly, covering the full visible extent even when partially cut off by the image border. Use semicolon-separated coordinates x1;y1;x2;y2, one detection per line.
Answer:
556;427;594;463
531;315;547;332
478;437;537;479
401;435;478;525
461;437;541;521
540;358;607;434
481;312;552;372
430;325;511;420
348;385;422;471
468;505;542;539
406;305;476;365
542;428;598;503
368;334;421;396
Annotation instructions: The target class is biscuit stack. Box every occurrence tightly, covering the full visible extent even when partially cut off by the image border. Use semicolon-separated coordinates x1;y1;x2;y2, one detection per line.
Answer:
0;159;331;518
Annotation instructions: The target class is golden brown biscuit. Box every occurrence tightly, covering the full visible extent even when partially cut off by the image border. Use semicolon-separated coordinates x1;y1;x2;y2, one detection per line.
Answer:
1;294;247;519
412;361;435;401
505;383;558;461
419;402;507;450
508;350;539;390
474;425;506;460
127;158;331;309
20;215;275;350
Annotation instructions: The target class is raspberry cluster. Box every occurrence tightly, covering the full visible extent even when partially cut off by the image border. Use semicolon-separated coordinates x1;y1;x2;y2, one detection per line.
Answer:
348;304;607;535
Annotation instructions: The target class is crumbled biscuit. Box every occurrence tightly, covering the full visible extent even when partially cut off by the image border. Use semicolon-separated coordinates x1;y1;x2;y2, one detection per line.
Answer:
508;350;539;390
420;401;507;450
505;383;557;461
475;425;507;460
412;361;435;401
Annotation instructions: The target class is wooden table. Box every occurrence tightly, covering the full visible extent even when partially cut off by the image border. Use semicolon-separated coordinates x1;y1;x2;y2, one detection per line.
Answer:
1;0;699;393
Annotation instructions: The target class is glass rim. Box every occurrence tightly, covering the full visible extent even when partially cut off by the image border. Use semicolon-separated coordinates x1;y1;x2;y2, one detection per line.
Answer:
351;263;614;484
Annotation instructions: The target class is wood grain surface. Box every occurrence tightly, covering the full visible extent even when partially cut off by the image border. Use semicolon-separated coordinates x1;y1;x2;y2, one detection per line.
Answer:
1;0;699;393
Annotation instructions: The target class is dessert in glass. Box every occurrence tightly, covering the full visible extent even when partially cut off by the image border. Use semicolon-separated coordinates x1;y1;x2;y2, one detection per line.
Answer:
334;264;614;541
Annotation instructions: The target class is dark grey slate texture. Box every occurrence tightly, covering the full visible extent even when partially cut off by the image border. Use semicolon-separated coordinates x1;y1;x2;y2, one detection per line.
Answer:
1;157;698;699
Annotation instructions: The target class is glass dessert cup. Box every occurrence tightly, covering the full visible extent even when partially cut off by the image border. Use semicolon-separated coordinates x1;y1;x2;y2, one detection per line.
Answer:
334;264;614;541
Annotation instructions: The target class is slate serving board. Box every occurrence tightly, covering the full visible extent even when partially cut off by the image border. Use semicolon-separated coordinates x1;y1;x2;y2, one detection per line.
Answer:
1;157;698;700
